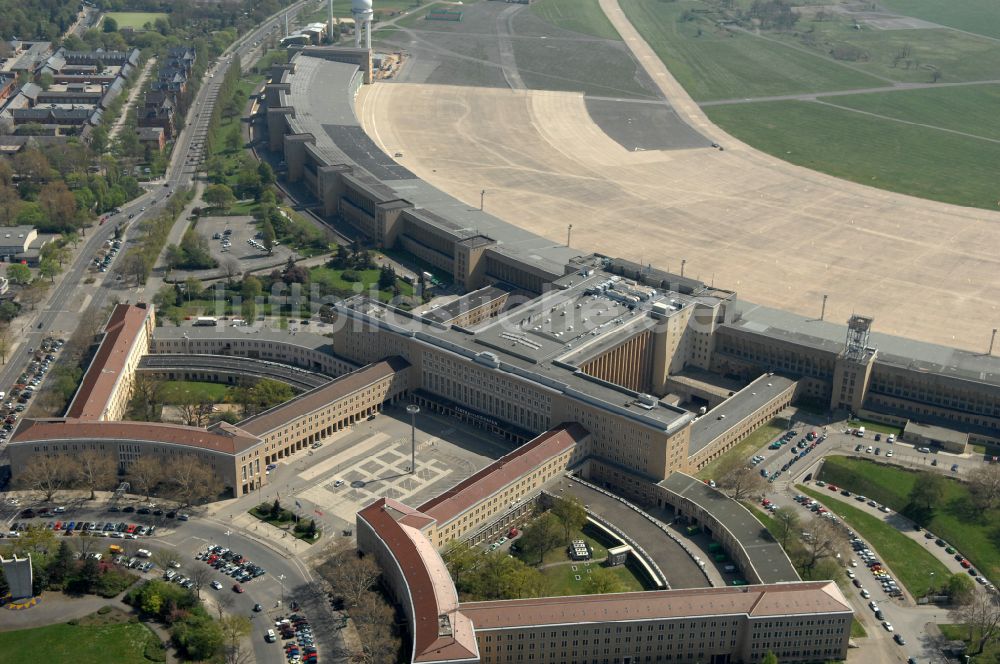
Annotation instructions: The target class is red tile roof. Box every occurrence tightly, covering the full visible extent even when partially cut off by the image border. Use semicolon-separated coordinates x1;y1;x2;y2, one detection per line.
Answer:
418;423;588;525
459;581;852;629
11;418;260;455
358;498;479;664
66;303;152;420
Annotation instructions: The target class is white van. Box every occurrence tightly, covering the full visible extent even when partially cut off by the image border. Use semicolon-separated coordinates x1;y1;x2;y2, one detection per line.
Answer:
855;426;866;437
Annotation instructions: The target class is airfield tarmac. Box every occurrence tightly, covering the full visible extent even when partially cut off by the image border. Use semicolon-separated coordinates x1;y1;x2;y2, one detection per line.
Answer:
358;0;1000;352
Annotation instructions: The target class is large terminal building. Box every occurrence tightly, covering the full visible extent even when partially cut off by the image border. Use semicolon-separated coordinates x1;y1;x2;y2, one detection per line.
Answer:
9;44;1000;664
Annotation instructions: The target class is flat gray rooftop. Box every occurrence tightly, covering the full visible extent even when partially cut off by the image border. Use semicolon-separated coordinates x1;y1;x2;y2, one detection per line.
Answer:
338;297;693;434
660;473;799;584
903;421;969;445
285;54;583;281
152;324;354;367
689;374;796;455
729;301;1000;388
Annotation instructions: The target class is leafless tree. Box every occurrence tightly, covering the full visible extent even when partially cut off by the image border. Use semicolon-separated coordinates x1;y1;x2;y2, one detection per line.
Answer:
794;519;845;579
223;258;242;285
353;590;400;664
15;453;75;501
129;374;162;421
318;550;381;608
716;457;766;501
187;565;214;599
215;591;235;621
771;507;800;550
127;456;164;500
170;454;216;506
75;449;117;500
152;548;182;572
969;464;1000;510
220;614;253;664
950;591;1000;655
0;323;10;364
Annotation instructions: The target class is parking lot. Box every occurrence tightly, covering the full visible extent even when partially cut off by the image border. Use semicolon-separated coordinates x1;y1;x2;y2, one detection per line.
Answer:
0;336;64;445
196;215;294;269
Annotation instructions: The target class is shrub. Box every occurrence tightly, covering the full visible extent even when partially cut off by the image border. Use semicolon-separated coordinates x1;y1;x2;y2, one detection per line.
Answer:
143;636;167;663
98;606;112;615
341;270;359;282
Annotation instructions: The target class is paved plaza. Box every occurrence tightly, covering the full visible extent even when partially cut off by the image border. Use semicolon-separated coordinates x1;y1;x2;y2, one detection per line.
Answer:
265;405;510;536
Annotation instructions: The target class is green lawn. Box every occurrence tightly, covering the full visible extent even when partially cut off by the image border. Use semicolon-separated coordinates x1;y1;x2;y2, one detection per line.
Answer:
158;380;231;405
696;420;785;480
798;485;948;598
830;85;1000;141
541;561;645;596
619;0;884;101
766;15;1000;85
105;12;169;30
0;612;160;664
531;0;621;40
818;456;1000;582
851;618;867;638
880;0;1000;40
938;623;999;663
706;99;1000;210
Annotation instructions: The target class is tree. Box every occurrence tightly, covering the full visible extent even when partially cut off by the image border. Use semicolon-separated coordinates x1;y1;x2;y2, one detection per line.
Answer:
908;473;946;513
20;279;49;311
48;541;77;588
215;592;235;621
377;264;396;291
129;374;162;421
771;507;800;550
353;588;401;664
39;258;59;282
794;519;844;580
950;591;1000;655
153;548;183;573
946;572;976;606
203;184;235;210
442;541;479;588
128;456;165;499
257;161;274;186
969;464;1000;510
170;454;216;506
0;324;10;363
187;565;214;599
716;457;765;501
270;498;283;519
550;496;587;544
231;379;294;418
37;181;79;231
261;216;275;254
0;184;23;225
220;614;252;664
6;263;31;285
518;512;563;565
761;652;779;664
15;453;75;501
223;258;241;285
241;275;262;301
320;551;381;608
76;449;117;500
103;16;118;32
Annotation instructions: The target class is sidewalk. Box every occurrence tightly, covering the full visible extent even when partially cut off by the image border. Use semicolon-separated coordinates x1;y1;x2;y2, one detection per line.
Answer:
110;57;157;141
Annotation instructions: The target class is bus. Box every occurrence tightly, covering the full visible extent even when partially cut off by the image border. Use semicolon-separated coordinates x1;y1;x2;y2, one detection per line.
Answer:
193;316;218;327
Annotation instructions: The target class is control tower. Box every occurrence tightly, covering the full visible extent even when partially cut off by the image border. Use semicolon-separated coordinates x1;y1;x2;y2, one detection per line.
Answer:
352;0;373;49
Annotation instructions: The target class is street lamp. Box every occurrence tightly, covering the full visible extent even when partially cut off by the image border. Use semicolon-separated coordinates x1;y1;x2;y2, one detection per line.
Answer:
225;529;232;550
278;573;286;606
406;404;420;475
